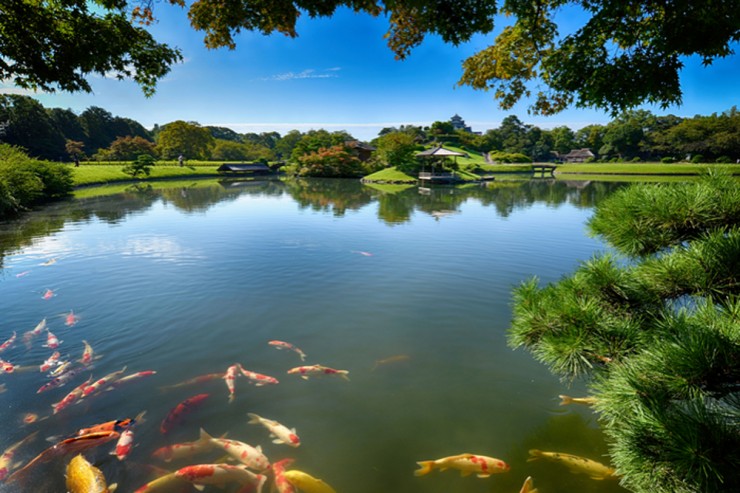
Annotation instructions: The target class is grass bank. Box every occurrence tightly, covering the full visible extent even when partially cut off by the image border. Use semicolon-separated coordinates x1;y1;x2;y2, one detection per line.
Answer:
73;164;221;186
557;163;740;175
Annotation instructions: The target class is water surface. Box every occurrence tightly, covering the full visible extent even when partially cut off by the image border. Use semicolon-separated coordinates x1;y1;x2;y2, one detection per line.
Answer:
0;178;629;493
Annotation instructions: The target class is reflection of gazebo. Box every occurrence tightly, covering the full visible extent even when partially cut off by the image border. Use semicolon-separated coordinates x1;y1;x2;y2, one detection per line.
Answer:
416;146;467;184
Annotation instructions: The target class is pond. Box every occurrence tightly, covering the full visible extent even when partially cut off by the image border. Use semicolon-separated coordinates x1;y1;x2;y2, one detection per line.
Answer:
0;178;631;493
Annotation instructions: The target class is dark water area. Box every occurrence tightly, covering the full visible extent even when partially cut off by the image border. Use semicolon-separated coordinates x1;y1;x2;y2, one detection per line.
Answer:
0;178;631;492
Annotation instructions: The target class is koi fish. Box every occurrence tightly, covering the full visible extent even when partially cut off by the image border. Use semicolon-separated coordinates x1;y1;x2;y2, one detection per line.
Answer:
15;270;30;278
22;318;46;347
287;364;349;381
78;411;145;436
372;354;410;370
247;413;300;448
39;351;61;372
519;476;539;493
160;393;210;434
37;367;81;393
159;372;224;391
7;431;119;484
52;376;92;414
65;309;79;327
110;370;157;389
133;472;193;493
175;463;267;492
113;429;135;461
22;413;40;425
40;258;57;266
66;453;114;493
0;431;38;481
200;428;269;471
558;395;599;406
50;360;73;377
1;358;15;373
152;430;217;463
272;458;296;493
268;340;307;361
82;366;127;397
527;449;618;480
80;340;94;366
283;470;337;493
414;453;511;478
0;331;16;353
42;289;54;300
237;364;279;386
224;364;238;403
44;330;61;349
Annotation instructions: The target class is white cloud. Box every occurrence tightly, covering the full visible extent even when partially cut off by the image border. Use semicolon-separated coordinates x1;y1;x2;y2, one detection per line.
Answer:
259;68;340;81
0;84;40;96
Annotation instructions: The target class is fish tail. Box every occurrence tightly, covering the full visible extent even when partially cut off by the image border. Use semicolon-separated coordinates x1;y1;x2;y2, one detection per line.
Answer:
339;371;350;381
558;394;572;406
247;413;261;424
527;449;544;462
414;461;435;476
199;427;215;444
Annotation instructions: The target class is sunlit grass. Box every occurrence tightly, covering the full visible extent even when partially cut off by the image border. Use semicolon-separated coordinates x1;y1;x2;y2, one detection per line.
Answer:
558;163;740;175
73;165;221;186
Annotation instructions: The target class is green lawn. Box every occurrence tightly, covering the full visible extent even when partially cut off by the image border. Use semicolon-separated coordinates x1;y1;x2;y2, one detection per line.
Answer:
361;167;418;183
557;163;740;175
73;164;221;186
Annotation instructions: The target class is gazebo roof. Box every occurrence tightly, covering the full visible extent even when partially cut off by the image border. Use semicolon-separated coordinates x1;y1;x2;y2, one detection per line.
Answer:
416;146;467;157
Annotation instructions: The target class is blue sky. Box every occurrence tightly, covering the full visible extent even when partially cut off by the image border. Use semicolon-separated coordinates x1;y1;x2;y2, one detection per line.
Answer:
4;4;740;141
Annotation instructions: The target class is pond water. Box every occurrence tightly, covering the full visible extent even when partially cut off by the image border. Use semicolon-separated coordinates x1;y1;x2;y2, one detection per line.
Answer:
0;178;631;493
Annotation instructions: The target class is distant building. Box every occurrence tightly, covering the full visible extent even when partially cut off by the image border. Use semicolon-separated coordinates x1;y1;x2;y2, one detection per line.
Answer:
450;114;473;133
562;148;595;163
345;140;376;162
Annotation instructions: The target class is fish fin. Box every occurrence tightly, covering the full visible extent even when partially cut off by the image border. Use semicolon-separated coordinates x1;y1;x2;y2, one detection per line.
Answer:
247;413;261;424
199;428;215;442
558;395;572;406
339;371;350;381
109;484;118;492
45;434;62;443
272;439;285;444
255;445;262;453
414;461;435;476
192;485;206;492
476;474;491;478
300;375;309;380
460;470;473;477
527;449;543;462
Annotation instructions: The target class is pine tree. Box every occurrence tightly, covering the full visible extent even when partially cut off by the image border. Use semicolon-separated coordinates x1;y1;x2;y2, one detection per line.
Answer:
509;171;740;493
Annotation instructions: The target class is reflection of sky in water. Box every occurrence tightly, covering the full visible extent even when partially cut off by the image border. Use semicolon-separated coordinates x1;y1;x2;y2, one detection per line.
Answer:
121;234;206;263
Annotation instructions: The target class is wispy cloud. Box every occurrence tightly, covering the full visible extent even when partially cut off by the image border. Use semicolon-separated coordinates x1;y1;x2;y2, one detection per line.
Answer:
259;68;341;82
0;82;40;96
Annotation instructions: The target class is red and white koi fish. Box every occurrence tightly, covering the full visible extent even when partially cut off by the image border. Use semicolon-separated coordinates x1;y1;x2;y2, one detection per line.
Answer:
50;360;73;377
110;370;157;389
0;431;38;481
283;470;338;493
42;289;54;300
247;413;300;448
113;429;135;461
0;331;16;353
152;430;217;462
224;364;238;403
414;453;511;478
52;376;92;414
268;340;307;361
39;351;61;372
80;340;94;366
82;366;127;397
287;364;350;381
134;472;192;493
272;458;297;493
1;359;15;373
44;330;61;349
22;318;46;347
237;364;279;386
160;393;210;434
6;431;119;484
159;372;224;391
200;428;269;471
175;463;267;492
65;310;78;327
37;367;81;393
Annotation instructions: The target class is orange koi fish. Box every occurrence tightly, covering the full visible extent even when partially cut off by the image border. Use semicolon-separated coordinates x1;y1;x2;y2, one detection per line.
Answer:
0;431;38;481
287;364;349;381
527;449;618;480
42;289;54;300
44;330;61;349
224;364;238;403
160;394;210;435
237;364;279;386
7;431;119;484
39;351;61;372
415;453;510;478
175;463;267;491
247;413;300;448
159;372;224;391
200;428;269;471
272;458;296;493
268;340;307;361
65;310;79;327
78;411;145;436
82;366;127;397
0;331;16;353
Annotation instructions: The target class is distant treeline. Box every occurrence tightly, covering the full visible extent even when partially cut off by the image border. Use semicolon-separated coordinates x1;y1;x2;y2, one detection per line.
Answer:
2;94;739;164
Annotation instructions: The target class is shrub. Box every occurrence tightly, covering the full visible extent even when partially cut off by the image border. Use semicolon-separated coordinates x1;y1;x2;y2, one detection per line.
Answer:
631;156;642;162
661;156;675;163
715;155;732;163
297;145;365;178
489;152;532;163
690;154;704;163
122;154;156;178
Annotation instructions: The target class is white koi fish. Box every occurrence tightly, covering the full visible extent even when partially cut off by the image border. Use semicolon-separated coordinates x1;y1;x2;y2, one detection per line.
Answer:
200;428;269;471
247;413;300;448
224;364;238;403
113;429;135;461
237;364;279;386
44;330;61;349
287;364;349;381
268;340;307;361
37;367;81;393
0;332;16;353
0;359;15;374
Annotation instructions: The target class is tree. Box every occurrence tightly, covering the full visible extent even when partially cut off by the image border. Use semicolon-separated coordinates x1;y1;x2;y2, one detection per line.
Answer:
274;130;303;160
107;136;158;161
0;95;66;159
211;139;275;162
122;154;156;178
509;172;740;493
5;2;737;114
297;145;365;178
78;106;119;155
65;140;85;161
156;121;214;160
373;132;419;170
290;130;354;162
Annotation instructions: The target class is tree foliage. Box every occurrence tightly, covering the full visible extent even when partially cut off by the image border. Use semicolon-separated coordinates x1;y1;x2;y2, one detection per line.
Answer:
156;121;214;160
509;172;740;493
297;144;365;177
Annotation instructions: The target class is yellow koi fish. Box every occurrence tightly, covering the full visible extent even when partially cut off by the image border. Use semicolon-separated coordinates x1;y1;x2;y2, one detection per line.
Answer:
558;395;599;406
133;471;192;493
415;453;510;478
527;449;618;480
283;469;337;493
66;454;115;493
371;354;410;371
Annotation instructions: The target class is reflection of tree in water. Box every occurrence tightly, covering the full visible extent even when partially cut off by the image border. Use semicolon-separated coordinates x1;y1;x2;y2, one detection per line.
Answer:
283;178;374;217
